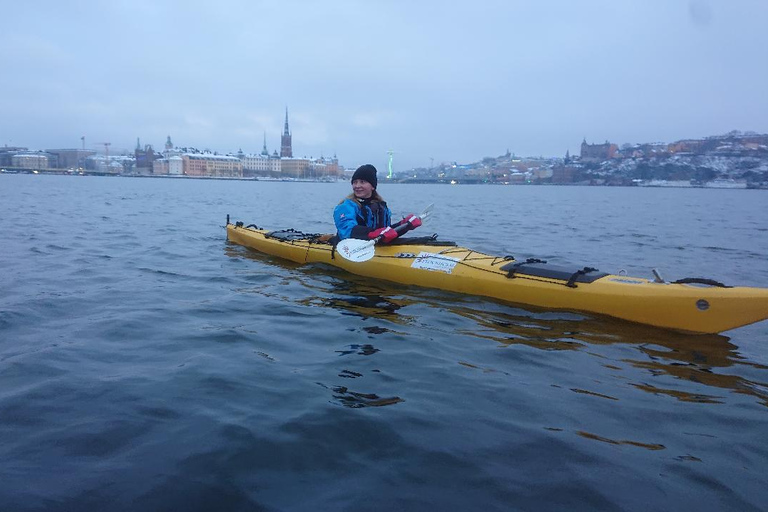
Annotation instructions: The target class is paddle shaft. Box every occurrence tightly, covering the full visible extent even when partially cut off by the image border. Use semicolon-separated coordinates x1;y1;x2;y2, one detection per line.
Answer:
348;217;416;256
335;205;434;262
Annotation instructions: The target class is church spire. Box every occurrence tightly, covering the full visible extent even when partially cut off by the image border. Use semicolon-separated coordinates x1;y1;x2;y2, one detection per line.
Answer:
280;106;293;157
261;132;269;156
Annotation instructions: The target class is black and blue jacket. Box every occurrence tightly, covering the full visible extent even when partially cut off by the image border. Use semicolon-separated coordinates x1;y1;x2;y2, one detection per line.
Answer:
333;197;392;240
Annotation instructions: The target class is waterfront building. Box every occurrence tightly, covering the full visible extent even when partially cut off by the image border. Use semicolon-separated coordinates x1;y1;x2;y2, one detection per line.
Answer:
12;153;52;169
242;153;281;177
153;153;241;177
85;154;136;176
580;139;618;162
45;149;95;169
311;154;340;178
85;154;133;174
0;146;28;167
280;157;310;178
153;158;169;174
242;133;281;177
150;134;241;177
552;165;576;183
169;156;183;175
134;138;157;174
183;153;243;177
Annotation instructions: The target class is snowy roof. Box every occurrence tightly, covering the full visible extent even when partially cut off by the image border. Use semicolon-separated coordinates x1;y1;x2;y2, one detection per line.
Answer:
184;153;240;161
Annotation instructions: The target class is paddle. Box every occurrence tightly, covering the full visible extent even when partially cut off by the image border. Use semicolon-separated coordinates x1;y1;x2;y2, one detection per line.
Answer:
336;204;434;263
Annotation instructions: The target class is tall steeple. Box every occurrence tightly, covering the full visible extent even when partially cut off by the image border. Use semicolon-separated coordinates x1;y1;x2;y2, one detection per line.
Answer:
280;107;293;158
261;132;269;156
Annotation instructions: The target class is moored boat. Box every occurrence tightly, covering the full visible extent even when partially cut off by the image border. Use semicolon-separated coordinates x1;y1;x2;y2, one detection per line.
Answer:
226;219;768;334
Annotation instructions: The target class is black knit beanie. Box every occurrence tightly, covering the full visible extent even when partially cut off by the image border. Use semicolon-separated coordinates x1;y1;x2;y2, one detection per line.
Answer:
351;164;378;189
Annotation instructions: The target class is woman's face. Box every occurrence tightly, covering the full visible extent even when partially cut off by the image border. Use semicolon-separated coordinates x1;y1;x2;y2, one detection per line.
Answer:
352;179;374;199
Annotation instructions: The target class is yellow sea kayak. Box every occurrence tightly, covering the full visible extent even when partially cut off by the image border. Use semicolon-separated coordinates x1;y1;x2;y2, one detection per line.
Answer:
226;221;768;334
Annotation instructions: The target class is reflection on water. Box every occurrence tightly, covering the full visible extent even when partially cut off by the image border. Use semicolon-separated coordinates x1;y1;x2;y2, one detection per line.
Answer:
336;344;380;356
229;243;414;321
629;362;768;407
330;386;405;408
304;275;419;322
576;431;666;451
309;294;407;318
316;382;405;408
362;326;392;335
441;298;768;408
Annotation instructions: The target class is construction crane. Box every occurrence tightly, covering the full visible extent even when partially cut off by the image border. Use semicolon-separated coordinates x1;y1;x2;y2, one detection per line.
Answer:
93;142;112;161
92;142;112;172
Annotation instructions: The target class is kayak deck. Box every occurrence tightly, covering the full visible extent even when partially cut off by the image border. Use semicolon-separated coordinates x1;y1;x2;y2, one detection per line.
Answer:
226;222;768;334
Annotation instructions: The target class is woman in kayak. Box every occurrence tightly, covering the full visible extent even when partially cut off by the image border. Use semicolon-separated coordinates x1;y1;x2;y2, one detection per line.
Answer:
333;164;421;244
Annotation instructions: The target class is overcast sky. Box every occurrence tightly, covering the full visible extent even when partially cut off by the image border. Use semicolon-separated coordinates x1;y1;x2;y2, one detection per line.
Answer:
2;0;767;171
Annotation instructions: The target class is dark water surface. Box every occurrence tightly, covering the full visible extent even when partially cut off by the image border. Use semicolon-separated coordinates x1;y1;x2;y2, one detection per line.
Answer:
1;175;767;511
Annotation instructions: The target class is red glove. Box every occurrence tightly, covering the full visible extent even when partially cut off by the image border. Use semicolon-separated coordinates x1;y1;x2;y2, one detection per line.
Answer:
402;214;422;229
393;214;422;232
368;226;399;243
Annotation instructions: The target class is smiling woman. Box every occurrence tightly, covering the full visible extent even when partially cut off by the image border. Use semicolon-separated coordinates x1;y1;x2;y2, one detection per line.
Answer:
332;164;424;245
333;164;390;240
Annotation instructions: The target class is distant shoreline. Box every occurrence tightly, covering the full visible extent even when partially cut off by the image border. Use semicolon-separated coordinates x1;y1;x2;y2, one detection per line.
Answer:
2;170;766;189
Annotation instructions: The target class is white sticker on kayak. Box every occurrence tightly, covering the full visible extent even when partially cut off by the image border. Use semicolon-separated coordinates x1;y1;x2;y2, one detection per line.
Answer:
411;252;459;274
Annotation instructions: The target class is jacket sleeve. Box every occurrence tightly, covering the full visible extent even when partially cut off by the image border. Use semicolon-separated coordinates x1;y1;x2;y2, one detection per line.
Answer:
334;200;371;240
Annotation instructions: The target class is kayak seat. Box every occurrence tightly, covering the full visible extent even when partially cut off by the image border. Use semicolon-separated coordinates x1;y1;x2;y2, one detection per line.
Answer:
500;259;608;288
265;229;325;242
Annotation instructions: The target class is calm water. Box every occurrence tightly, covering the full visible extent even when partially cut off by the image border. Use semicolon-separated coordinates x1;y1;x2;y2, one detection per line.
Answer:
1;174;767;511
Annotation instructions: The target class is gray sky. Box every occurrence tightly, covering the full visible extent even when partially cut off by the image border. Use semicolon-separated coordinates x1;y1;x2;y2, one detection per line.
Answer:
2;0;767;171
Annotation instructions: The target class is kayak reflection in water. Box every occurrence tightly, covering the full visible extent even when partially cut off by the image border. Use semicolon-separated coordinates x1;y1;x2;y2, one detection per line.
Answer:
331;164;421;245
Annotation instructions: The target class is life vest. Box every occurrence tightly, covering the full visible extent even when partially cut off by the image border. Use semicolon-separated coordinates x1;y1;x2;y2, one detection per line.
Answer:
333;197;392;240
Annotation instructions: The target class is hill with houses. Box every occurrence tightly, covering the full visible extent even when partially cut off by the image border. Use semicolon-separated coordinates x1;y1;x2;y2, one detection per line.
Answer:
399;131;768;188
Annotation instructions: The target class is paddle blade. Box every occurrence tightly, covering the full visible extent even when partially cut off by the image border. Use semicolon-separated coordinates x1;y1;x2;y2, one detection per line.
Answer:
419;203;435;223
336;238;376;262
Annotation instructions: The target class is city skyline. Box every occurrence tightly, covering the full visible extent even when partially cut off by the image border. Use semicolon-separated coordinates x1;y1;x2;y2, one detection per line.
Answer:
5;127;764;168
2;1;767;171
